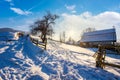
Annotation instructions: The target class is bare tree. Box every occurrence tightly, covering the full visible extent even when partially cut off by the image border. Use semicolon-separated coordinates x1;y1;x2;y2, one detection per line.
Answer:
30;11;59;43
80;27;96;39
59;31;66;43
63;31;66;42
84;27;96;33
59;33;62;42
68;37;72;42
67;37;76;45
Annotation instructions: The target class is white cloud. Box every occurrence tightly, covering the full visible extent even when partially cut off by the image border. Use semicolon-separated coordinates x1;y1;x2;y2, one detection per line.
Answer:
55;11;120;41
65;4;76;10
5;0;12;2
10;7;32;15
13;18;35;32
5;0;14;6
65;4;76;13
15;25;30;32
71;10;76;13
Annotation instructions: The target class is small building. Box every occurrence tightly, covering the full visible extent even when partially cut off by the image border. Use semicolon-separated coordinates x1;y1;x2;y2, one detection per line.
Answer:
80;28;116;48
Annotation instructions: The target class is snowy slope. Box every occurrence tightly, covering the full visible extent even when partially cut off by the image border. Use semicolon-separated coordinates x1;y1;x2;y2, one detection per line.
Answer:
0;36;49;80
0;32;15;41
0;33;120;80
60;43;120;77
47;41;120;80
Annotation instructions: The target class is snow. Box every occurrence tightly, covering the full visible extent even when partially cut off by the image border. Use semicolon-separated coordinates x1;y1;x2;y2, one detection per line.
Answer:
0;32;120;80
0;46;9;54
0;32;19;41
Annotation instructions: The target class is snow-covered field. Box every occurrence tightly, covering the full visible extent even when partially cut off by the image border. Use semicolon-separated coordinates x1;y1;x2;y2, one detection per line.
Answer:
0;32;120;80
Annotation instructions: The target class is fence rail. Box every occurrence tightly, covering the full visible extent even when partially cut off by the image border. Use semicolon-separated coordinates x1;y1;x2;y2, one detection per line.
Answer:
30;37;47;50
93;45;120;69
104;62;120;68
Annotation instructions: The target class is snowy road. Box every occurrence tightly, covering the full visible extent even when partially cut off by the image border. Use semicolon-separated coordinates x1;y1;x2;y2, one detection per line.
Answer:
0;36;120;80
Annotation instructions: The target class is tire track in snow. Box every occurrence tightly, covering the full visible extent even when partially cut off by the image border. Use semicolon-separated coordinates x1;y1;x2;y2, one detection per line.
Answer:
40;49;58;66
48;41;93;66
47;40;83;79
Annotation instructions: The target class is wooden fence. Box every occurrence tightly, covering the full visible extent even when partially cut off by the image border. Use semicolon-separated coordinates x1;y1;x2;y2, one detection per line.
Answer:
93;45;120;69
30;37;47;50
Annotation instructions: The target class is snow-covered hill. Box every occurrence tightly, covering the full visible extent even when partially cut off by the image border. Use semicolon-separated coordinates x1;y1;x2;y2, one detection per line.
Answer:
0;28;23;41
0;33;120;80
0;28;22;32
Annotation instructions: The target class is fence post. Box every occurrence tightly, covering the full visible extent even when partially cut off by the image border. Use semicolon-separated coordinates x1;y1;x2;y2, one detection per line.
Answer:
95;45;106;69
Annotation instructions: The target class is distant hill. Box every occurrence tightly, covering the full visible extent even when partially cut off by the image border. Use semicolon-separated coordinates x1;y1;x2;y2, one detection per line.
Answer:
0;28;23;32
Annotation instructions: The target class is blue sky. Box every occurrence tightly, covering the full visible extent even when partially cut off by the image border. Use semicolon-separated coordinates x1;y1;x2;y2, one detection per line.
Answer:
0;0;120;41
0;0;120;17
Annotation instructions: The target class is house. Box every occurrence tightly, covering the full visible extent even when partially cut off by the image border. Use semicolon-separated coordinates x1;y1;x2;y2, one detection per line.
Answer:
80;28;116;48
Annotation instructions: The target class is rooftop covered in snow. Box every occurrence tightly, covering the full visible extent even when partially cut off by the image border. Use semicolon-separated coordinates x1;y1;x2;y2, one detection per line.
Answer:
80;28;116;42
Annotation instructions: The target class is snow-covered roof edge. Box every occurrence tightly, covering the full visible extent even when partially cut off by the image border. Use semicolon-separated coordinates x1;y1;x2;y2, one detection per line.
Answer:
80;28;116;42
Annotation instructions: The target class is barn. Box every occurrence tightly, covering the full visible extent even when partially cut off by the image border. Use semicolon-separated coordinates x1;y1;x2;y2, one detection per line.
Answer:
80;28;116;48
